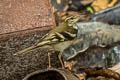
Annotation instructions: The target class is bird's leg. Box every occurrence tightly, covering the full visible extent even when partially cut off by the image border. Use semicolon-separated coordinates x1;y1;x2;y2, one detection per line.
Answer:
48;52;52;68
58;53;65;69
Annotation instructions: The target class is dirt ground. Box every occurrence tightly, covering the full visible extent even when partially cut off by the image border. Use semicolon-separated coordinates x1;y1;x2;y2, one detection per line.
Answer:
0;29;61;80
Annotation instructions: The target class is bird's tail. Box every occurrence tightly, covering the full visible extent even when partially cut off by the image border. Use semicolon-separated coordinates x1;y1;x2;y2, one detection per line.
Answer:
14;40;51;55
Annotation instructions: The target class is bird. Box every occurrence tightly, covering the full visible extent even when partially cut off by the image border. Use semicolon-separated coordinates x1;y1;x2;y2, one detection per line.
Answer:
14;14;81;68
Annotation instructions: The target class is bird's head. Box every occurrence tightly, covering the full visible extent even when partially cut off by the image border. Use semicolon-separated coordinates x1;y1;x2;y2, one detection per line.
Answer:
65;15;80;26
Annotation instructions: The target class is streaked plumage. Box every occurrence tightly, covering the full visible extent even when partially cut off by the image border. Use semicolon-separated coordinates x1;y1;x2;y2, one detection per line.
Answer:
14;15;80;58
